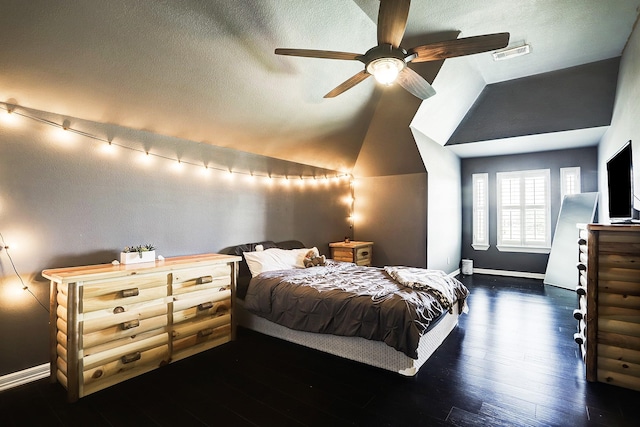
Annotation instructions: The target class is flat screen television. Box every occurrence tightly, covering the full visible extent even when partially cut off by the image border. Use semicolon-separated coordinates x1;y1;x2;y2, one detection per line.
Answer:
606;140;638;222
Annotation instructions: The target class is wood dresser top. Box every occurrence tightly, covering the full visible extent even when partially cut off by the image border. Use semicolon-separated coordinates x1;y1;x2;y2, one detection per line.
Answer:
587;223;640;232
42;253;241;283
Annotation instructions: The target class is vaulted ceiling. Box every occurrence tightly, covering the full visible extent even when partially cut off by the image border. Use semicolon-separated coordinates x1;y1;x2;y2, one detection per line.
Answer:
1;0;639;171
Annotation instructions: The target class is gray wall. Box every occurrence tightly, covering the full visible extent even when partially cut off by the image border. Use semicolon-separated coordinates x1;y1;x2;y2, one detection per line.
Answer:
354;173;427;267
352;87;430;269
0;106;351;376
461;147;598;273
598;16;640;218
448;58;619;145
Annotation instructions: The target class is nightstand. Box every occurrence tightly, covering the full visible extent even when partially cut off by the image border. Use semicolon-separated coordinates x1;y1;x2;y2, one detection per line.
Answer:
329;241;374;266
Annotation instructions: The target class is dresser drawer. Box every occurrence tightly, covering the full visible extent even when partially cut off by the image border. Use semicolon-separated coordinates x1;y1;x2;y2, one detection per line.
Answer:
82;340;170;397
82;298;167;334
172;317;231;361
81;273;168;313
82;333;169;374
171;264;231;295
172;288;231;325
83;324;169;358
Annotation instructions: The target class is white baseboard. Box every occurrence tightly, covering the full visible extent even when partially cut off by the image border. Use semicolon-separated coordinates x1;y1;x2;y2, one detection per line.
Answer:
470;268;546;280
0;363;50;392
447;268;461;277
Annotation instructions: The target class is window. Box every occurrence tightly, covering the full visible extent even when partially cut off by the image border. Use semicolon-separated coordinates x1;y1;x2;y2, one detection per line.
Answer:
560;167;581;201
497;169;551;253
472;173;489;250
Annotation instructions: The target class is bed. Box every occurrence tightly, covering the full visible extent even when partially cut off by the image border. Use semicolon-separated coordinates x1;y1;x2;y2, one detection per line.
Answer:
227;240;468;376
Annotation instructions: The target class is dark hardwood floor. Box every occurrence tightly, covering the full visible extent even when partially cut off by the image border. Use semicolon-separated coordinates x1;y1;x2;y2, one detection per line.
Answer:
2;274;639;426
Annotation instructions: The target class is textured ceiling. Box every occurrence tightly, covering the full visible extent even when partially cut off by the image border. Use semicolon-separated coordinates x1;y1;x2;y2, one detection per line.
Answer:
1;0;639;170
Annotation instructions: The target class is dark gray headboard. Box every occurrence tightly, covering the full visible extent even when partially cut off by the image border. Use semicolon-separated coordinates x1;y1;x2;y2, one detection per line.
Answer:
222;240;305;299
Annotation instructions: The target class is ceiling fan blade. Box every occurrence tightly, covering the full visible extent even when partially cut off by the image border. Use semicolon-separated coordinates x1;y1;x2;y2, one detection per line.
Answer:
408;32;510;63
275;48;362;61
377;0;411;47
324;71;371;98
396;67;436;100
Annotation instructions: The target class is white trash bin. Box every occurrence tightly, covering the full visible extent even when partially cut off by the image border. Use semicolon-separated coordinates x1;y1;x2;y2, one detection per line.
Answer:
461;259;473;275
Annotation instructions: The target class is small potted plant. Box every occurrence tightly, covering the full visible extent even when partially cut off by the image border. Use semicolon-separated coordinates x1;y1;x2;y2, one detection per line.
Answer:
120;244;156;265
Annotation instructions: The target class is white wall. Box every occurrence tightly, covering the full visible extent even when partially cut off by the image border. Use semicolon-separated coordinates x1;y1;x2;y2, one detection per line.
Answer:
411;128;462;273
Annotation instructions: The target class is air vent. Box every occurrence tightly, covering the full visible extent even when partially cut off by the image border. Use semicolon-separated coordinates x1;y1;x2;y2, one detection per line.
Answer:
492;44;530;61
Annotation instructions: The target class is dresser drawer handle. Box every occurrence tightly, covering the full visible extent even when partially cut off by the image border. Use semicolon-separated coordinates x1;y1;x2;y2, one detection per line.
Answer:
198;302;214;311
196;276;213;284
121;351;141;364
198;328;214;337
121;319;140;330
573;308;586;320
121;288;139;298
113;306;125;314
360;251;369;257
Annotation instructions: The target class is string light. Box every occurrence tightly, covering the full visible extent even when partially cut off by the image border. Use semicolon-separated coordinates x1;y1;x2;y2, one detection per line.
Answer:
0;102;356;314
0;102;351;184
0;232;49;313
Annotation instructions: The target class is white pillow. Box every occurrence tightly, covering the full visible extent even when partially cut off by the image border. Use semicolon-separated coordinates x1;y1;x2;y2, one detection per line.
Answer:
244;247;317;277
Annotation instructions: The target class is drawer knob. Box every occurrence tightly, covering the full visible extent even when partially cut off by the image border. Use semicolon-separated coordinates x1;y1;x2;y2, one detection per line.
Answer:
121;319;140;330
198;328;214;337
121;288;139;298
113;306;125;314
360;251;369;256
196;276;213;284
197;302;214;311
121;351;141;364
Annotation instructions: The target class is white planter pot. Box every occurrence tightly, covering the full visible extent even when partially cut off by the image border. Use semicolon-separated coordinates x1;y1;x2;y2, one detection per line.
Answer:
120;250;156;265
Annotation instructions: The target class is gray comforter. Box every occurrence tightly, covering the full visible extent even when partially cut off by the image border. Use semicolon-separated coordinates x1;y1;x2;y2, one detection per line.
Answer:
243;261;469;358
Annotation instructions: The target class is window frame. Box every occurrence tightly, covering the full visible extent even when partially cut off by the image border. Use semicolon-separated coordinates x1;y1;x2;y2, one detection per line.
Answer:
560;167;581;201
472;173;489;250
496;169;551;254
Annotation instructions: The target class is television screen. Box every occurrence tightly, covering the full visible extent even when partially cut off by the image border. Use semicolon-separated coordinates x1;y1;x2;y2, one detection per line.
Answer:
606;141;633;221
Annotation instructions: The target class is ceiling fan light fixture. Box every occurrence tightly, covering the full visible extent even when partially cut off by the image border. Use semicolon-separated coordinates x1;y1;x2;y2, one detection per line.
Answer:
366;57;405;85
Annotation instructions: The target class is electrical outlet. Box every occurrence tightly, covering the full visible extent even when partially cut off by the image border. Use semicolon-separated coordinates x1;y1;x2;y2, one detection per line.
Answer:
447;257;450;265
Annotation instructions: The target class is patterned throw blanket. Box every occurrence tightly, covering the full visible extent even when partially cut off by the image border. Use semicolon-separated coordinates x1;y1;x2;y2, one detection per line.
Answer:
384;266;469;314
244;261;469;358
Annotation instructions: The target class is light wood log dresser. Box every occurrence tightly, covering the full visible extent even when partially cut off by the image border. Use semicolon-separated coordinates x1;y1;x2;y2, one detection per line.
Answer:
44;253;240;402
575;224;640;391
329;241;374;266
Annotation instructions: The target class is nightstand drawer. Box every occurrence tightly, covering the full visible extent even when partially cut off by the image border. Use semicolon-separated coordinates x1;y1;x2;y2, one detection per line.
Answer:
329;241;374;266
332;247;355;262
356;247;371;262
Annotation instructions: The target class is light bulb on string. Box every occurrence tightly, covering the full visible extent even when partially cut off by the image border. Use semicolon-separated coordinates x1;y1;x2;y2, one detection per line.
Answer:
201;165;212;178
0;104;19;126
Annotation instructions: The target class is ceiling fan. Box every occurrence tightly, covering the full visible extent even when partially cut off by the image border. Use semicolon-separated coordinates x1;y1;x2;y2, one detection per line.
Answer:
275;0;509;100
